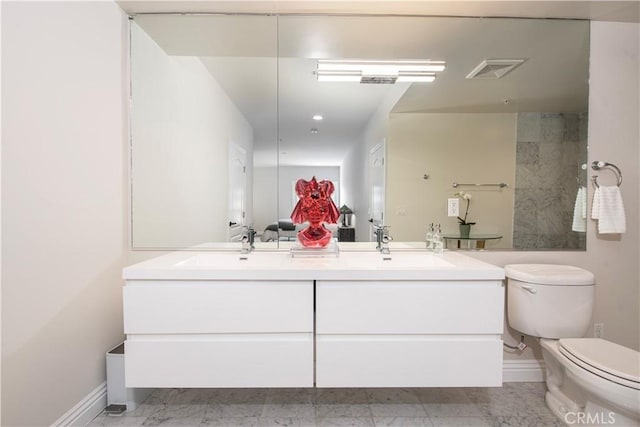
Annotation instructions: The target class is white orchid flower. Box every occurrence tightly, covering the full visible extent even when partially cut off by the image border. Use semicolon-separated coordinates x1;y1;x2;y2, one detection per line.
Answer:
453;191;474;225
453;191;472;200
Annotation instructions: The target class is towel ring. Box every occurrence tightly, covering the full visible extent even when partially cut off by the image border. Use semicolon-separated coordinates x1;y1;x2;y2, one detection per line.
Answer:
591;161;622;187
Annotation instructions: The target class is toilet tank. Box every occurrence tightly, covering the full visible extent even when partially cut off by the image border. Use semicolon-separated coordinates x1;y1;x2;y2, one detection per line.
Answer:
506;264;595;339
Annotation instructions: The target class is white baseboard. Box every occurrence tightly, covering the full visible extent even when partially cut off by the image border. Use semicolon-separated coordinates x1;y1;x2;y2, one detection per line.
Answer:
52;381;106;427
503;359;546;382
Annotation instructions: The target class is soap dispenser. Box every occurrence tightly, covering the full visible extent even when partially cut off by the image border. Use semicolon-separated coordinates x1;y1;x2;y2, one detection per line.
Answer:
433;224;444;254
426;223;434;250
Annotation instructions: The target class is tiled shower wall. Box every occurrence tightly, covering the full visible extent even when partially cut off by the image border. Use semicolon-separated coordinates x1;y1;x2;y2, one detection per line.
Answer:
513;112;588;249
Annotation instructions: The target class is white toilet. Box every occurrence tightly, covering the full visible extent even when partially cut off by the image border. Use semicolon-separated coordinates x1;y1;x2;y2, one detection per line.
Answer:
505;264;640;426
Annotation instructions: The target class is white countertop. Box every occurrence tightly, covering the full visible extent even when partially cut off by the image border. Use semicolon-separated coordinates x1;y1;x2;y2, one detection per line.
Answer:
124;247;505;281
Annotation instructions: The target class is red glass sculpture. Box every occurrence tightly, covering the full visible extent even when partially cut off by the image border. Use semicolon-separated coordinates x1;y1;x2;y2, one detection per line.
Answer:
291;177;340;248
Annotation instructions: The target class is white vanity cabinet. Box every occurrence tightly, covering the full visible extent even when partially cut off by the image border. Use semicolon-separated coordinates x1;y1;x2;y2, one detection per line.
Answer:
122;250;506;389
316;280;505;387
123;280;314;388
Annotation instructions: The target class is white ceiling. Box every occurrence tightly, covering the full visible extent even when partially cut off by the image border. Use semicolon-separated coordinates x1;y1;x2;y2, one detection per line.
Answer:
133;12;593;166
118;1;640;23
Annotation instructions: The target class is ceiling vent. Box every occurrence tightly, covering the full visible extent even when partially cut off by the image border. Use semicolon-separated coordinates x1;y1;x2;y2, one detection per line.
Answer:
466;59;527;79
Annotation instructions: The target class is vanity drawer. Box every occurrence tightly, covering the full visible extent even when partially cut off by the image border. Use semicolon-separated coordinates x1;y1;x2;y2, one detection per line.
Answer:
316;281;504;334
125;334;314;388
124;281;313;334
316;335;502;387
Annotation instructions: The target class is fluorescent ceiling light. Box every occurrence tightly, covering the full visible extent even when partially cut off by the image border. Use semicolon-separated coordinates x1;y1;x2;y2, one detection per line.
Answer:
313;115;324;121
318;60;446;73
396;72;436;83
317;59;445;83
317;71;361;82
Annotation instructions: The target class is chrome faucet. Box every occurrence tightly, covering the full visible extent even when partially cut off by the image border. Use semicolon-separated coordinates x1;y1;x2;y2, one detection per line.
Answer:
374;225;392;254
241;226;256;254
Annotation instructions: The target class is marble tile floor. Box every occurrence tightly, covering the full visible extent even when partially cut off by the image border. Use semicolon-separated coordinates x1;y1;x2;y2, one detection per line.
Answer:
89;383;567;427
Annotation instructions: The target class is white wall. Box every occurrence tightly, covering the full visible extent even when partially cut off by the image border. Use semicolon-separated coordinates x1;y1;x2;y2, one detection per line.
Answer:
1;2;128;425
386;113;516;246
131;22;254;248
253;166;278;233
1;2;4;419
342;85;409;242
341;136;369;240
584;21;639;350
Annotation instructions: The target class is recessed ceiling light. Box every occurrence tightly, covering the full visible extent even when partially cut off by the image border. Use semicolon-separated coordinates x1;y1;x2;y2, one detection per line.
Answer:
313;115;323;121
310;128;319;134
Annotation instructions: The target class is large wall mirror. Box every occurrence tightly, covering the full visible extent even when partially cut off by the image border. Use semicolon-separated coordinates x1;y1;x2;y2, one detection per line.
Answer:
130;14;589;250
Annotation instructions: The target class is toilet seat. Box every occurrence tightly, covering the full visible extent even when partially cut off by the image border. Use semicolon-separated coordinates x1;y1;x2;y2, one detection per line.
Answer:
559;338;640;390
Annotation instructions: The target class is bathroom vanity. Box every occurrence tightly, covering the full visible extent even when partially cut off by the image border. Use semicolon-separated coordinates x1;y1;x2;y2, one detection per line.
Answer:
123;250;505;388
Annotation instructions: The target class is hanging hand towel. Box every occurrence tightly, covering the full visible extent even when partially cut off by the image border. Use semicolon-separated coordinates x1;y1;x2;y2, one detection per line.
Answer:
594;186;626;234
572;186;587;232
591;187;600;220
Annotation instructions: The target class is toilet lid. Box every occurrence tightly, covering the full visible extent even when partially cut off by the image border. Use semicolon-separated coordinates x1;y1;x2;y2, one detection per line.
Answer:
560;338;640;389
504;264;595;285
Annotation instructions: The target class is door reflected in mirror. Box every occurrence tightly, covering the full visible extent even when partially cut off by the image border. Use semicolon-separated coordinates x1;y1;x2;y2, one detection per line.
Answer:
130;14;588;250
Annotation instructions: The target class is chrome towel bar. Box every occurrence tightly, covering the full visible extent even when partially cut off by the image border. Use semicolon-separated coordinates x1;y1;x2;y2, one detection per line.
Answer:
452;182;508;188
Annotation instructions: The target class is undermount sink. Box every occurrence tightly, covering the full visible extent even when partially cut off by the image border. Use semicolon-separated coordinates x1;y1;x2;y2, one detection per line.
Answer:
175;252;288;268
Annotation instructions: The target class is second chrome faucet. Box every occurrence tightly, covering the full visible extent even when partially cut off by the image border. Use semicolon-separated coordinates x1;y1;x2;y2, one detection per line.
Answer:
374;225;392;255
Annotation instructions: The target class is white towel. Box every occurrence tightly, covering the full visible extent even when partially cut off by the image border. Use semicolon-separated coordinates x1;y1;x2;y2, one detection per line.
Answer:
572;186;587;232
591;187;600;220
592;186;626;234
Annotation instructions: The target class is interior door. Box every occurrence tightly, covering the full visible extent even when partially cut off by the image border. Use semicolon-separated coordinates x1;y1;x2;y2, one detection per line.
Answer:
368;141;385;241
228;142;247;242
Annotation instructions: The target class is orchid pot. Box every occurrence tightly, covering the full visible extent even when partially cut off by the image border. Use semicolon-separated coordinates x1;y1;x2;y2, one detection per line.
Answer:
459;223;472;238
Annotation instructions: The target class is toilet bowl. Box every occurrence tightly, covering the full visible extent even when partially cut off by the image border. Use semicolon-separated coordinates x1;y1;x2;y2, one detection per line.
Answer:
541;338;639;426
505;264;640;426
